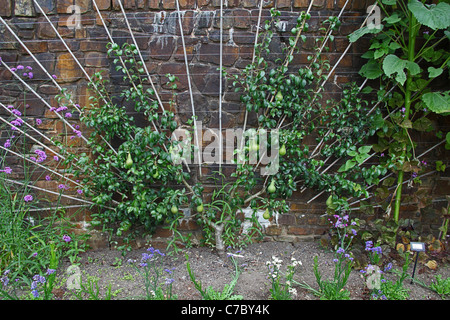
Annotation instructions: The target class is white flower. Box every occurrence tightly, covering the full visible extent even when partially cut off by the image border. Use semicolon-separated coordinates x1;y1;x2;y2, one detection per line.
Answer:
289;287;298;296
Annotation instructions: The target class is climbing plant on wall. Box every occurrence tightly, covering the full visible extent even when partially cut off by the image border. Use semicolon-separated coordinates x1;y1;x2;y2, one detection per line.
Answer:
350;0;450;224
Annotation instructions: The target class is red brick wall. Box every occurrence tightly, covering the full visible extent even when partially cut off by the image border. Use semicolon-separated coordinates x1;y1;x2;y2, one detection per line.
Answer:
0;0;447;248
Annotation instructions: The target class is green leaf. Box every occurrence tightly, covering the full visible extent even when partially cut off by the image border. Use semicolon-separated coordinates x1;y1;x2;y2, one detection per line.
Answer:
422;91;450;114
359;60;383;79
400;119;413;129
428;67;443;78
412;117;434;132
382;0;396;5
384;13;401;24
408;0;450;30
382;54;407;85
358;145;372;154
338;159;357;172
405;61;420;75
446;132;450;145
348;26;382;43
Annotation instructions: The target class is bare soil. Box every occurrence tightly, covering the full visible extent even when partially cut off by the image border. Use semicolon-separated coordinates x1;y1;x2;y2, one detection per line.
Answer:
53;240;450;301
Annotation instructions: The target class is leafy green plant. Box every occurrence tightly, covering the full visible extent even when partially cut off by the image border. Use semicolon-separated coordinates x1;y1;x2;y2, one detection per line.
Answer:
429;275;450;299
297;208;356;300
266;255;301;300
185;251;243;300
350;0;450;223
70;273;112;300
128;247;177;300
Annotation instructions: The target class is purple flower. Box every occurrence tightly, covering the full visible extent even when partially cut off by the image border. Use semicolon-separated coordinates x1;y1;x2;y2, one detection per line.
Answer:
4;139;11;148
77;189;83;195
45;175;51;181
32;252;38;257
28;72;33;79
11;109;21;116
53;155;59;161
31;289;39;298
365;241;373;251
1;167;12;174
372;246;382;255
52;74;57;79
65;112;72;118
10;67;16;72
26;66;32;70
24;194;33;202
58;184;67;190
46;269;56;275
36;118;42;125
11;118;23;127
56;106;67;113
336;247;345;254
62;235;71;242
16;65;24;70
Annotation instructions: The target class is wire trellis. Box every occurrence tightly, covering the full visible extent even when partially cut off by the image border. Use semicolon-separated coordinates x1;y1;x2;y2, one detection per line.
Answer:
0;0;445;218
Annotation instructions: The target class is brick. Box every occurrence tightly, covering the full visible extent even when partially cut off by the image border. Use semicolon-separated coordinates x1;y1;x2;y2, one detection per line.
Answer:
0;0;12;16
149;35;176;60
293;0;309;8
55;53;84;83
233;31;255;45
160;62;189;90
153;226;174;237
174;41;195;61
287;226;311;235
84;52;109;67
277;0;291;8
233;9;251;29
197;0;210;7
57;0;90;14
265;224;282;236
148;0;160;9
278;214;296;225
242;0;258;7
95;0;111;10
179;0;196;8
19;41;48;54
178;219;200;231
80;41;108;52
199;43;239;66
213;10;234;29
15;0;34;16
36;17;57;39
162;0;175;9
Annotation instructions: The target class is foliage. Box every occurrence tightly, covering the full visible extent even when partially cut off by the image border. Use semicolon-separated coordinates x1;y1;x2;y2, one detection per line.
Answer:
60;43;189;251
429;275;450;299
185;250;243;300
0;164;87;279
231;9;385;206
266;255;301;300
127;247;177;300
350;0;450;222
297;210;356;300
70;274;112;300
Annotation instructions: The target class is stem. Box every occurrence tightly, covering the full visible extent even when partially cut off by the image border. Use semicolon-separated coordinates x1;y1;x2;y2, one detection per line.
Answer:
393;12;417;223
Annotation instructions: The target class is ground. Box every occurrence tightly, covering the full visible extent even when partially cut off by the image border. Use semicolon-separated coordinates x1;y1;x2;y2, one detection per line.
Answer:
54;240;449;300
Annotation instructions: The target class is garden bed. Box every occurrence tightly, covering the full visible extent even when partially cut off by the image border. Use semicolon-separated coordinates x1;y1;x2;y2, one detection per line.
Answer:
53;240;449;300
